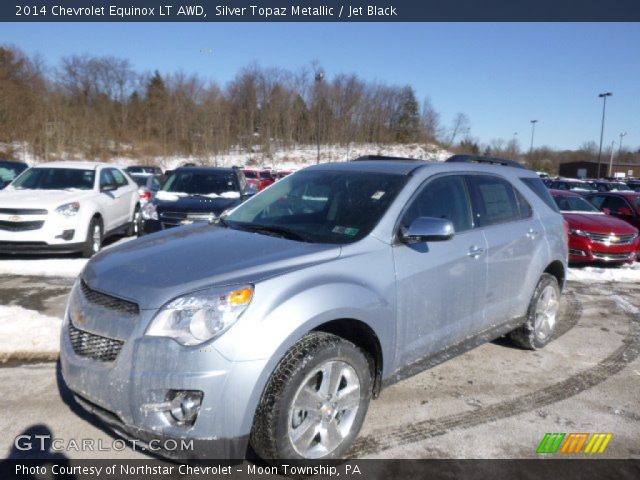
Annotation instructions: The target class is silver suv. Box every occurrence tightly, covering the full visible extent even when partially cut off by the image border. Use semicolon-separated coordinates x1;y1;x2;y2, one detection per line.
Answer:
60;155;567;460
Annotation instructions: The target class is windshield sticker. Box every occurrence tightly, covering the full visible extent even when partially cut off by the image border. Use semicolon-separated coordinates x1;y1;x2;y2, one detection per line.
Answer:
332;226;346;234
371;191;385;200
344;227;359;236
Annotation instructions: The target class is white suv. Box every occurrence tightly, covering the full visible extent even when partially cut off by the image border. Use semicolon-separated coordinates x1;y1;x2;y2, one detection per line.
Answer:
0;161;139;257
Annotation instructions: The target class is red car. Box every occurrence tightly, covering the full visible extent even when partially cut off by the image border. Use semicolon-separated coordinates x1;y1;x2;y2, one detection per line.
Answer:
586;191;640;231
243;169;275;191
551;190;639;264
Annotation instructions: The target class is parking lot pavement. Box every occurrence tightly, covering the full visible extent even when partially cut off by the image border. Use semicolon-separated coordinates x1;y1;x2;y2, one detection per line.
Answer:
0;280;638;459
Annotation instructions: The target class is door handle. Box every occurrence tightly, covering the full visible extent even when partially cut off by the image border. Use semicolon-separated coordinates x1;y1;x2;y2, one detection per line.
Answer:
467;245;485;258
526;228;539;239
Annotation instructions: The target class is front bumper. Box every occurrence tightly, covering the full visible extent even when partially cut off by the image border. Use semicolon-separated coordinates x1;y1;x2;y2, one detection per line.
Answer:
73;394;248;460
568;235;638;263
60;308;264;460
0;211;87;253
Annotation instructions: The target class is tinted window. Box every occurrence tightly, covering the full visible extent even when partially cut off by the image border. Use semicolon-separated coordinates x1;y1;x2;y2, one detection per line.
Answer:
13;168;95;190
100;169;115;188
467;175;520;227
602;196;631;212
111;169;128;187
588;195;606;209
402;175;472;233
521;177;560;212
514;188;533;219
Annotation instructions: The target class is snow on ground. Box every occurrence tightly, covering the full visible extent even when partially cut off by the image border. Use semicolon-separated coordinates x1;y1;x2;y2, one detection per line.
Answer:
0;305;61;362
567;262;640;283
14;142;452;171
0;236;133;279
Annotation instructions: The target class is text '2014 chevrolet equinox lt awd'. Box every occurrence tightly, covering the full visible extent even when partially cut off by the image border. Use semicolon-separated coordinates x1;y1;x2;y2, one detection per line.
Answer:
60;155;568;461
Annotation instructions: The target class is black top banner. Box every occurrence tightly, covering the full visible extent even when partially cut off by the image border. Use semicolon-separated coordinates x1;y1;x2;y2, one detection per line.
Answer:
5;0;640;22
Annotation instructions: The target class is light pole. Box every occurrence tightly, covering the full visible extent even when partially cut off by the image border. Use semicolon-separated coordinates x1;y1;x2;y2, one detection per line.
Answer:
608;140;616;177
596;92;612;178
314;70;325;164
529;120;538;154
618;131;627;156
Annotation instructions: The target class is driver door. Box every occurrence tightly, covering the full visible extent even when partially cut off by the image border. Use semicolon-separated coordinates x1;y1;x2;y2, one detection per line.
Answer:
393;174;488;367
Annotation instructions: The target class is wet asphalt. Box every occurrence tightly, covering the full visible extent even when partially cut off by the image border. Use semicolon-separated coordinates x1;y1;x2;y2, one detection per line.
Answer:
0;276;638;459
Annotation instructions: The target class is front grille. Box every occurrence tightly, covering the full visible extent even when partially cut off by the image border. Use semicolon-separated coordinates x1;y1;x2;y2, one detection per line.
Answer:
0;208;47;215
592;251;635;261
80;280;139;316
0;220;44;232
68;323;124;362
586;232;637;245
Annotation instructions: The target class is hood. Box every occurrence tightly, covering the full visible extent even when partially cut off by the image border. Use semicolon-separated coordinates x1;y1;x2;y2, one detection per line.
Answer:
0;188;93;209
83;224;341;309
562;212;638;235
155;195;240;215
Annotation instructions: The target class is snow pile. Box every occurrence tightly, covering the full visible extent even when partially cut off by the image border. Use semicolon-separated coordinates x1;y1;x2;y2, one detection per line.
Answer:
568;262;640;283
0;305;61;362
0;258;86;278
18;142;451;171
0;236;133;278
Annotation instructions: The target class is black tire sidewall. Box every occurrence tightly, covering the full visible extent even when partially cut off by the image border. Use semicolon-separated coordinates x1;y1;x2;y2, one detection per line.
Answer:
82;217;102;258
526;273;560;349
271;339;372;460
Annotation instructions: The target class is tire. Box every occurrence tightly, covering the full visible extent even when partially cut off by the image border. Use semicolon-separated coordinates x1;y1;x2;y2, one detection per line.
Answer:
250;332;373;461
509;273;561;350
126;205;140;237
81;217;103;258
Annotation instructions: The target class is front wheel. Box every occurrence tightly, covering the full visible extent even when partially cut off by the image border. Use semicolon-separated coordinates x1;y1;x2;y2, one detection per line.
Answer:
250;332;373;460
81;217;103;258
509;273;561;350
126;205;140;237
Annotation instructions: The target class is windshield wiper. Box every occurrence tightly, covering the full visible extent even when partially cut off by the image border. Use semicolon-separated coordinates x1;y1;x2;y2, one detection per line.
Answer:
235;223;312;242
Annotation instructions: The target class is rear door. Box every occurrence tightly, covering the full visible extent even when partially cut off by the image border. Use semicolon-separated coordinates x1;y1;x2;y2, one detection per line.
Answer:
109;168;137;227
466;174;545;326
393;174;488;366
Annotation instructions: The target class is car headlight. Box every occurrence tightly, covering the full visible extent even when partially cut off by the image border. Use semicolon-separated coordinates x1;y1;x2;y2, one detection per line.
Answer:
146;285;254;345
56;202;80;217
569;229;588;237
141;203;158;220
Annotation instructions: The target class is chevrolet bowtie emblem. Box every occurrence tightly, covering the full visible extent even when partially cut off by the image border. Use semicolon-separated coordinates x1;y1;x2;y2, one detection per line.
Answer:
8;215;21;222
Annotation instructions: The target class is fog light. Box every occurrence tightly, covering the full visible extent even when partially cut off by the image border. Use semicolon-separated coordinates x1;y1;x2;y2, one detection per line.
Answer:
167;390;203;425
56;229;75;241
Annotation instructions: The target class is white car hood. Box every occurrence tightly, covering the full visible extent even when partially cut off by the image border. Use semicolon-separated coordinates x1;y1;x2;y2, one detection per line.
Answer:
0;188;94;209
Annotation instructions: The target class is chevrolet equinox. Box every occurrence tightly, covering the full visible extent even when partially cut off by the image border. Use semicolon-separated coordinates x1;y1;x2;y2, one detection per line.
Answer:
60;155;568;460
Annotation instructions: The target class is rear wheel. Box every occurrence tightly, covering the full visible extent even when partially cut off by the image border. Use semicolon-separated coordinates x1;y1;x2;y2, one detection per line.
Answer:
509;273;561;349
81;217;102;258
250;332;373;460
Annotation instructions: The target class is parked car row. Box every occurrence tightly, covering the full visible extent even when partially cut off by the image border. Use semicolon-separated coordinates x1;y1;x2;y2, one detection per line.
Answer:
543;176;640;266
0;160;300;256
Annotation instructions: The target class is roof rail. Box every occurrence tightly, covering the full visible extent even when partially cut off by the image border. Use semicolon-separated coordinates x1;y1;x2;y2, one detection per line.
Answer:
352;155;423;162
446;154;529;170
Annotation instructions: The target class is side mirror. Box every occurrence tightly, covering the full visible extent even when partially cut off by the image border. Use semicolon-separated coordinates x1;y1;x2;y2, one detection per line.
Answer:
602;207;611;215
243;185;258;198
101;183;118;192
399;217;455;244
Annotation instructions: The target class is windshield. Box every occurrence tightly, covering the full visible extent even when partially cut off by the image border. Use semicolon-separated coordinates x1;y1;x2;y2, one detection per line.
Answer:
162;171;239;195
608;183;631;191
569;181;596;191
128;166;157;174
12;168;95;190
0;164;25;186
554;195;600;213
243;170;258;179
132;176;148;187
224;170;407;244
